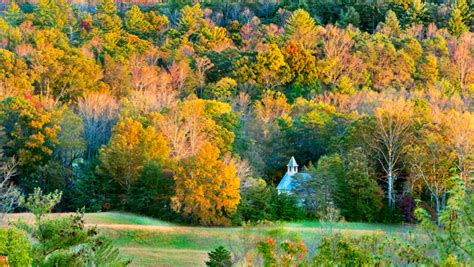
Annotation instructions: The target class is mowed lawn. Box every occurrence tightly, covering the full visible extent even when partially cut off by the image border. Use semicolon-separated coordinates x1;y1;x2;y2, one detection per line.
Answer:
2;212;412;266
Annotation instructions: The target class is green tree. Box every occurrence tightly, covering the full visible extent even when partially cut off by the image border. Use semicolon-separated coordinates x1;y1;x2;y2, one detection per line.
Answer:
448;8;468;38
338;7;360;28
178;4;206;34
203;77;237;102
145;11;169;35
2;1;25;26
55;108;86;168
298;156;343;218
338;149;383;222
415;176;473;263
238;179;277;222
406;0;429;25
206;246;232;267
34;0;72;30
125;6;152;37
128;162;175;220
28;160;71;196
452;0;472;29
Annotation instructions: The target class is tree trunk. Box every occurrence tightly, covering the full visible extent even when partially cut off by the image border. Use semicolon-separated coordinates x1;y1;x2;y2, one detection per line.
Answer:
435;195;441;226
387;169;394;208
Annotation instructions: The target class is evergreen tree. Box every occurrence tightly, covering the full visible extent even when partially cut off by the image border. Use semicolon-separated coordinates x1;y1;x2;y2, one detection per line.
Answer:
34;0;71;30
338;6;360;28
337;149;383;222
125;5;151;37
448;8;468;37
3;1;24;26
406;0;429;25
417;55;438;86
97;0;117;15
385;10;401;36
206;246;232;267
453;0;472;29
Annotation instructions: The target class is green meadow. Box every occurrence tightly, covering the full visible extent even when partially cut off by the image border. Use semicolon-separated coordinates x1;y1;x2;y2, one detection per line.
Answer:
3;212;411;266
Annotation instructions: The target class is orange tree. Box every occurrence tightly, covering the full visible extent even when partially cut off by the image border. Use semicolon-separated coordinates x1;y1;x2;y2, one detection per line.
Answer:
172;142;240;226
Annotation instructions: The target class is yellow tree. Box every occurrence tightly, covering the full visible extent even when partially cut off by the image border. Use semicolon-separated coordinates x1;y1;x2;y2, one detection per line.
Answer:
442;109;474;182
255;44;291;90
172;143;240;226
99;118;169;195
285;9;320;50
408;106;458;225
372;98;413;208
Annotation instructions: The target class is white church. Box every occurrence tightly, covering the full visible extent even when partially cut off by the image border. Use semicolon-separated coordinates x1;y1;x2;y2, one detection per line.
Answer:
276;156;312;194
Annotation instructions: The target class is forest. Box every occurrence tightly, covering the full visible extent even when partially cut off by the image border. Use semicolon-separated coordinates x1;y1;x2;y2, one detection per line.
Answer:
0;0;472;265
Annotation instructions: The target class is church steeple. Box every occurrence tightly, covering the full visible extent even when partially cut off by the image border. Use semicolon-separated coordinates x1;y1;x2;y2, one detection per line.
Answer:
287;156;298;176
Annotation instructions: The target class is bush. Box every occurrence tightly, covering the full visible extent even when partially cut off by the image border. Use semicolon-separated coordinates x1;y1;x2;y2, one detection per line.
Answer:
0;228;32;266
313;232;427;266
206;246;232;267
313;233;377;265
256;237;308;266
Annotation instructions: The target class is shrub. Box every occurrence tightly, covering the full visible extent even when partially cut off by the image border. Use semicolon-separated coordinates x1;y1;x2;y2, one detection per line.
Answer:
16;187;130;266
0;228;32;266
256;237;308;266
313;233;374;266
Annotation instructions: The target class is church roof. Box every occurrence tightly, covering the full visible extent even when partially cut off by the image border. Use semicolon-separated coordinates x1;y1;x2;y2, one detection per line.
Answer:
276;172;311;191
287;156;298;167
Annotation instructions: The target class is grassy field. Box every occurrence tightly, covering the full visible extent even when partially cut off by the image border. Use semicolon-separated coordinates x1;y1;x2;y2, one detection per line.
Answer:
2;212;412;266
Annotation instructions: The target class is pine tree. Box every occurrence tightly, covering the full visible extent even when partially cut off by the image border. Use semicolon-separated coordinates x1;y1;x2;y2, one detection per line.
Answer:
34;0;71;30
385;10;401;36
97;0;117;15
406;0;429;25
338;7;360;28
453;0;471;29
206;246;232;267
178;4;205;34
125;5;151;37
448;8;468;37
3;1;24;26
417;55;438;86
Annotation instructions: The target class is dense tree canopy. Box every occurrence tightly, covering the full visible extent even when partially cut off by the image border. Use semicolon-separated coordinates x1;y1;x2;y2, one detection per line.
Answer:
0;0;472;226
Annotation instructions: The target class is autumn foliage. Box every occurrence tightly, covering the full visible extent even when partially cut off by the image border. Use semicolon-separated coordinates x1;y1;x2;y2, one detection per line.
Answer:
172;143;240;226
